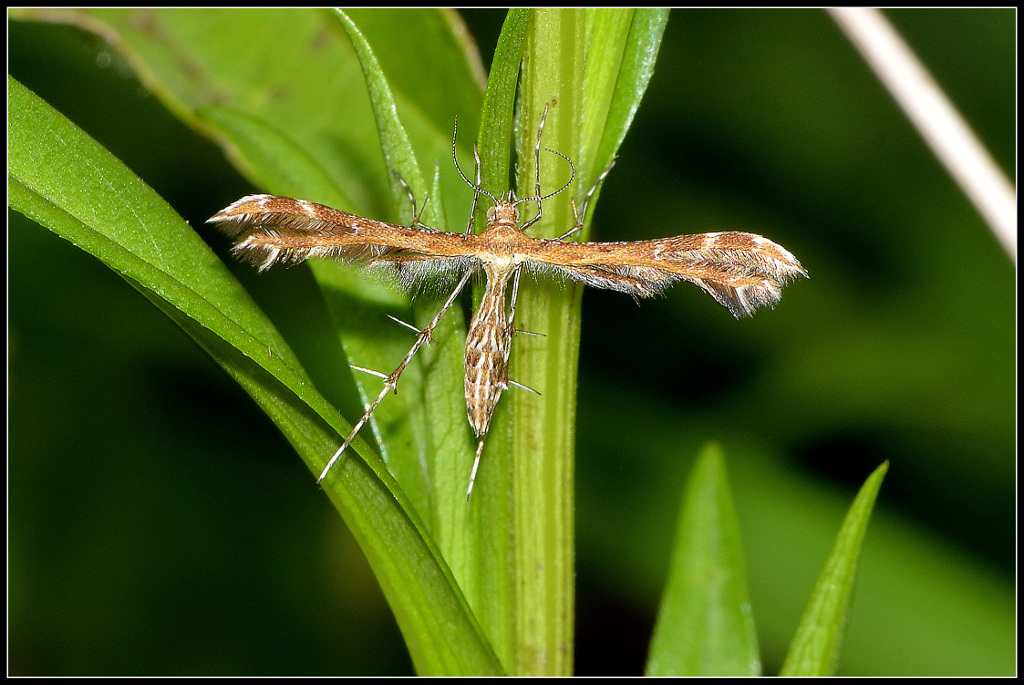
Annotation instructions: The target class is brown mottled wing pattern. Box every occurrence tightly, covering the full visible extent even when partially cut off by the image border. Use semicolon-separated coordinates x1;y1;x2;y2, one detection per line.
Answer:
513;231;808;318
208;183;808;498
207;194;476;273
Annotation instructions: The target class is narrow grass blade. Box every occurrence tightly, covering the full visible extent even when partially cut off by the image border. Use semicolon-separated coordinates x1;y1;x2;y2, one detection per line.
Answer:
780;461;889;676
645;444;761;676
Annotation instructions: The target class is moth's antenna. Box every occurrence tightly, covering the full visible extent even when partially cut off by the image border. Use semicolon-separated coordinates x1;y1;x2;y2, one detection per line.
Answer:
452;117;499;206
514;148;575;206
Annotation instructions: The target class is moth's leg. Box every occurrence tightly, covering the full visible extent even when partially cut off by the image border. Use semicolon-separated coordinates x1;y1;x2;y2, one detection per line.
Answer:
504;266;542;375
517;103;550;234
318;267;475;483
503;267;540;391
390;170;438;232
466;439;486;501
465;142;484;234
530;105;547;199
559;160;616;241
506;267;524;347
519;102;577;235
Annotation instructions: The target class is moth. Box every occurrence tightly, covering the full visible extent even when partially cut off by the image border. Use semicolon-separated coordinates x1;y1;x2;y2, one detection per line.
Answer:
209;107;808;498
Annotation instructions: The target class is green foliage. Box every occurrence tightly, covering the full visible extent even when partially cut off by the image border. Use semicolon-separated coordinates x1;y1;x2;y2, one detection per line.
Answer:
646;445;761;676
10;8;671;676
780;462;888;675
9;8;1013;676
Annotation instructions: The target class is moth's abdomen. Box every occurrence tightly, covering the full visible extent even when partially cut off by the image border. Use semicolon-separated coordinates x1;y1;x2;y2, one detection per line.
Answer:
464;265;512;437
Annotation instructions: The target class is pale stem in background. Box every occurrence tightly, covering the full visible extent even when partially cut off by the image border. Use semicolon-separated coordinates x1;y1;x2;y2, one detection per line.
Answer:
830;7;1016;264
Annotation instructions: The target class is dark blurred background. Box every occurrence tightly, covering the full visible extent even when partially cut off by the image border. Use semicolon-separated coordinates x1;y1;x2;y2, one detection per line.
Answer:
9;9;1014;676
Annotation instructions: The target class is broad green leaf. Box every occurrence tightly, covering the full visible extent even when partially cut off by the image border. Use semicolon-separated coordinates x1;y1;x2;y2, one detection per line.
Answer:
7;11;486;536
10;7;670;676
7;7;492;674
780;461;889;676
327;8;475;532
645;444;760;676
8;73;501;677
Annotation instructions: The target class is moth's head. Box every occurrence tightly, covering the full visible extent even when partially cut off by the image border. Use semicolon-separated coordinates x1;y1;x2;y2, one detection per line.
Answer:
486;198;520;226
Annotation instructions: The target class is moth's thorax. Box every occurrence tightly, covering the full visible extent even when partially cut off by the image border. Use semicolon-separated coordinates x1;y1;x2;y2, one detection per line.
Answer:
473;223;532;268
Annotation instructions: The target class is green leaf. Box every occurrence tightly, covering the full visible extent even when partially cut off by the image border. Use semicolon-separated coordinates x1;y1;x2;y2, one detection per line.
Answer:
10;9;1015;677
498;9;669;675
592;9;670;175
327;8;476;532
9;7;669;676
645;444;761;676
780;461;890;676
8;73;501;677
425;9;531;672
